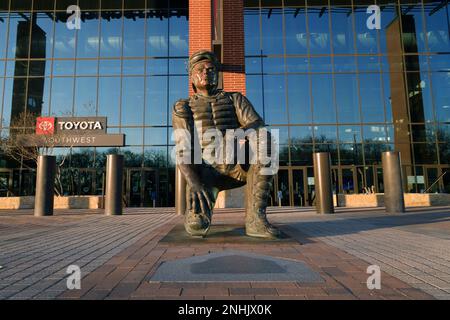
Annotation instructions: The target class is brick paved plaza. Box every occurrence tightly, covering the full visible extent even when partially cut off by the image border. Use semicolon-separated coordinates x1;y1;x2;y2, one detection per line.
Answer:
1;206;449;300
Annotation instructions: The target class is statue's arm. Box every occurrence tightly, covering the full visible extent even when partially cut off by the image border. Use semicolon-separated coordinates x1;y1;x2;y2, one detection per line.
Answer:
231;92;266;130
172;100;201;188
172;99;214;212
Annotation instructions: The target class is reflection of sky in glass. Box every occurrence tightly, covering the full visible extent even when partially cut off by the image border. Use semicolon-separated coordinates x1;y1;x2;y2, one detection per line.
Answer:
287;74;311;124
285;7;307;55
424;3;450;52
7;12;31;58
359;73;385;123
169;16;188;56
261;8;283;55
331;7;354;55
311;74;335;123
77;15;100;58
431;72;450;123
98;77;120;126
308;7;330;55
263;75;287;125
354;7;378;54
123;13;145;57
50;77;74;116
74;77;97;116
145;127;168;145
146;76;168;126
100;15;122;57
244;9;260;55
122;77;145;125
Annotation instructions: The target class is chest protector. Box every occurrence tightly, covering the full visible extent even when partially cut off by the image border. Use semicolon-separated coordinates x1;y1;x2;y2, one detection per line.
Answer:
189;91;240;149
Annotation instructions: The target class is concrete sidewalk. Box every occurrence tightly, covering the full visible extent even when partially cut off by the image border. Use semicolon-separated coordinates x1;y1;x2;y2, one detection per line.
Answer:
0;206;449;300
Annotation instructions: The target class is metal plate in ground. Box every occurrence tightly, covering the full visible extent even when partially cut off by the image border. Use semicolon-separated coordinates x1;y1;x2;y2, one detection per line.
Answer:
160;223;296;244
148;250;323;283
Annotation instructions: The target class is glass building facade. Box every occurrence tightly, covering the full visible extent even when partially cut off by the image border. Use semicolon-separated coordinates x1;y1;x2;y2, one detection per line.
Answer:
244;0;450;205
0;0;449;207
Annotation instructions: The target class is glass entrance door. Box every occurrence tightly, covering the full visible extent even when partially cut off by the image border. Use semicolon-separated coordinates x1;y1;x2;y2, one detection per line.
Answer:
292;169;306;206
126;168;159;207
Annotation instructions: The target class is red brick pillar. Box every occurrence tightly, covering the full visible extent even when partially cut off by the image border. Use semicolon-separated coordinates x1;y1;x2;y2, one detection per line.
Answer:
189;0;212;95
222;0;246;95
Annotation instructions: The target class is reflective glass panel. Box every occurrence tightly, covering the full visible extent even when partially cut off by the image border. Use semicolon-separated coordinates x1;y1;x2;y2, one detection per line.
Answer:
98;77;120;125
74;77;97;116
261;8;283;55
246;75;264;117
169;14;188;56
285;6;307;55
263;75;287;124
354;6;378;54
423;1;450;52
244;8;260;55
100;12;123;57
122;76;145;125
359;73;385;122
31;12;54;60
146;76;168;126
50;77;74;116
54;13;76;59
123;11;145;57
308;6;331;55
311;74;335;123
146;10;169;57
330;6;355;54
287;74;311;124
77;12;100;58
431;72;450;123
7;12;31;59
401;4;427;53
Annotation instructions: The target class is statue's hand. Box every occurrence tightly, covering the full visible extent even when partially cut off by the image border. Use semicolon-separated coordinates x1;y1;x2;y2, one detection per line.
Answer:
189;183;214;215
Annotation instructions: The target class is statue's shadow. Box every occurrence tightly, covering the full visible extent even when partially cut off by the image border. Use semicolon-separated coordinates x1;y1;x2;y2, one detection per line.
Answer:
160;223;295;244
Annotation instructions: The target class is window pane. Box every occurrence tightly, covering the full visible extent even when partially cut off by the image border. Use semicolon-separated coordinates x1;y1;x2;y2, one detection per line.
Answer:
414;143;438;164
287;74;311;124
246;75;264;117
50;77;74;116
339;143;363;165
379;5;399;55
423;1;450;53
146;76;167;126
100;12;123;57
145;127;167;145
27;77;50;115
122;128;143;145
290;125;313;143
244;8;260;55
263;75;287;125
336;74;360;123
123;10;145;57
331;6;354;54
99;59;121;75
261;8;283;55
168;76;188;126
0;12;7;59
7;12;31;59
339;125;361;143
98;77;120;125
77;12;100;58
54;12;76;59
74;77;97;116
285;6;307;55
431;72;450;123
363;125;388;142
123;59;145;75
354;6;378;54
146;10;168;57
401;4;427;53
169;13;188;56
311;74;335;123
31;12;54;60
122;77;144;125
53;59;75;76
406;72;435;122
308;7;331;55
359;73;385;122
76;59;98;76
313;125;337;143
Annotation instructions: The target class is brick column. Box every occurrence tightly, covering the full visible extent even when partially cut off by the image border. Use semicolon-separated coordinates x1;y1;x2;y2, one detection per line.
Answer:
189;0;212;95
222;0;246;94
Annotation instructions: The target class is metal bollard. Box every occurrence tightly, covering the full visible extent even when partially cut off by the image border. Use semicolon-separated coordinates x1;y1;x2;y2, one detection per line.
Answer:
313;152;334;214
175;166;187;215
105;154;124;215
382;151;405;213
34;155;56;217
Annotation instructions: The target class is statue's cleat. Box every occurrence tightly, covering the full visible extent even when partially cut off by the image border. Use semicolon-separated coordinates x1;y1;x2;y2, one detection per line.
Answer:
184;211;211;237
245;208;280;239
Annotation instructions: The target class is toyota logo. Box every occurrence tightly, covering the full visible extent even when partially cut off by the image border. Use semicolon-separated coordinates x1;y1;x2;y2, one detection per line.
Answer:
39;120;53;132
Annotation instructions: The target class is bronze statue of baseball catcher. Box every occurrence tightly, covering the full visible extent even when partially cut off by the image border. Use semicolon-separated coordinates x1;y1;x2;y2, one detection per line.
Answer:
173;50;279;239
